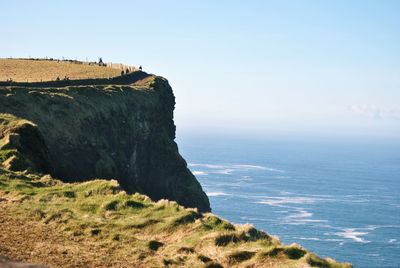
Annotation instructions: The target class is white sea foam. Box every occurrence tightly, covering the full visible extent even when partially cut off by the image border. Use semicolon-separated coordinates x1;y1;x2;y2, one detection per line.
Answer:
333;228;371;243
192;171;207;175
274;176;291;179
280;191;293;195
295;219;328;223
189;163;227;169
232;164;268;170
295;237;321;241
188;163;284;174
207;192;231;197
366;224;400;230
295;237;344;243
237;176;252;181
256;196;318;206
232;164;284;172
368;253;380;257
389;239;397;243
215;168;235;175
286;209;313;219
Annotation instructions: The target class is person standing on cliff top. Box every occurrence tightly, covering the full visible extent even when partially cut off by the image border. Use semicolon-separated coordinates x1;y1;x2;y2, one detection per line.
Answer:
139;65;142;71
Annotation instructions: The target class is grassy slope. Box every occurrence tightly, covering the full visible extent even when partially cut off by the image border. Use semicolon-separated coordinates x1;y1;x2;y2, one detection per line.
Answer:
0;169;351;268
0;59;121;82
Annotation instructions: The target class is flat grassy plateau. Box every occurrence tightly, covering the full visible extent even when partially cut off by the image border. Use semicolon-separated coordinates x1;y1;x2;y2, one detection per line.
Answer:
0;59;121;82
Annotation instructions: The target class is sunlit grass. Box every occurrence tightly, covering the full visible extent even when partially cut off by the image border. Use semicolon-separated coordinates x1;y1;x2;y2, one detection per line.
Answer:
0;168;353;267
0;59;121;82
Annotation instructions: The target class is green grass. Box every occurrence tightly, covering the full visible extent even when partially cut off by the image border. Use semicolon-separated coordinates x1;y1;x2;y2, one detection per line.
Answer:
0;169;353;268
0;113;31;127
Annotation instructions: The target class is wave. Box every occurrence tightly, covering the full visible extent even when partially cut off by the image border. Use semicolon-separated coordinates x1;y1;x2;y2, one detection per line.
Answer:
295;237;321;241
294;237;345;243
286;209;313;219
214;168;235;175
331;228;371;243
192;170;207;175
256;196;319;206
232;164;284;172
207;191;231;197
188;163;284;174
189;163;228;169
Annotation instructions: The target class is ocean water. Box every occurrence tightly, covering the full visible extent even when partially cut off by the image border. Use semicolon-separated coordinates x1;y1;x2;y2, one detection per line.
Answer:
178;134;400;268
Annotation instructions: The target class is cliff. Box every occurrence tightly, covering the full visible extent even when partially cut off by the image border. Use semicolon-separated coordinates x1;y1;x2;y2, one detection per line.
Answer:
0;66;351;267
0;72;210;212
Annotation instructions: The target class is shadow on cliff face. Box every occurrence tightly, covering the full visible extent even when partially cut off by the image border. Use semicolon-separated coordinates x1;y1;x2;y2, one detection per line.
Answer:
0;76;211;212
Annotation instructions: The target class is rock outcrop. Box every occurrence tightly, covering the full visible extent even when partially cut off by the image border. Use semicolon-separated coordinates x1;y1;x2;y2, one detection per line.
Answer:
0;72;210;212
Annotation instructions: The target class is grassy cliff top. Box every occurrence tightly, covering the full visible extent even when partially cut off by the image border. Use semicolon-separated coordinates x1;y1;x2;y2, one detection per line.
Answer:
0;59;122;82
0;169;351;268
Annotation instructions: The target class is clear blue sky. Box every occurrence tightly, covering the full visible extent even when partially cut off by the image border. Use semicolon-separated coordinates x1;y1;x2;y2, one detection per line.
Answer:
1;0;399;139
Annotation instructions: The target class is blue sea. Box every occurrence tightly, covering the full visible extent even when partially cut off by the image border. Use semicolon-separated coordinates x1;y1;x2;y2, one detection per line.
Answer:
178;134;400;268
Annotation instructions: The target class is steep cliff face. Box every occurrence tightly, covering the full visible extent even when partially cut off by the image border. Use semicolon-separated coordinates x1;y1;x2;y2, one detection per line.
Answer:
0;74;210;212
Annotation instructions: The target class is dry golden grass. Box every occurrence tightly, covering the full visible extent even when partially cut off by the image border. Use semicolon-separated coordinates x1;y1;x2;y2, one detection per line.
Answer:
0;167;353;268
0;59;121;82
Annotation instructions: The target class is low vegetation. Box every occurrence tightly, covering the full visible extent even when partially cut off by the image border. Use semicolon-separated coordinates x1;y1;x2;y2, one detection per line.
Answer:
0;59;122;82
0;168;352;267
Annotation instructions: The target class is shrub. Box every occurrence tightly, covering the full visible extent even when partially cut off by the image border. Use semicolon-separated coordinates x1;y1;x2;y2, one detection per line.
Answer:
90;228;101;236
215;234;240;246
123;200;145;209
63;191;76;198
197;255;212;263
284;245;306;259
261;247;284;258
104;200;119;211
228;250;255;263
148;240;164;251
171;210;200;226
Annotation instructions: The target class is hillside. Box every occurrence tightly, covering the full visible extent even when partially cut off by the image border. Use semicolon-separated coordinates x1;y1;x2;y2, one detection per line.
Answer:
0;59;122;82
0;64;351;267
0;169;351;268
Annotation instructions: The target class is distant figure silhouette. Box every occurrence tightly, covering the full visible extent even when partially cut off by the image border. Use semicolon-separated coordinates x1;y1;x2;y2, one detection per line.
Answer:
139;65;142;71
98;57;105;66
56;76;60;81
121;70;124;76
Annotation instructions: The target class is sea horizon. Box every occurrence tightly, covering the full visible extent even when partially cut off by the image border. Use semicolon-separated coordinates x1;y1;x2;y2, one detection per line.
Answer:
178;133;400;268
